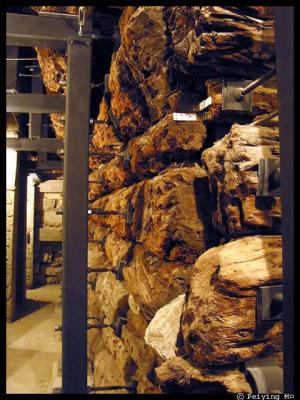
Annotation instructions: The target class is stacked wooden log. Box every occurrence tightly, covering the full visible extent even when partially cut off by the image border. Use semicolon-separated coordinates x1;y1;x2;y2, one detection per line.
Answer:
35;6;281;394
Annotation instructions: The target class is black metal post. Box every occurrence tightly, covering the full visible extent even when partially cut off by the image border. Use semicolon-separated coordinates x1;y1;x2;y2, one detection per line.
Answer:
274;7;294;394
62;37;92;394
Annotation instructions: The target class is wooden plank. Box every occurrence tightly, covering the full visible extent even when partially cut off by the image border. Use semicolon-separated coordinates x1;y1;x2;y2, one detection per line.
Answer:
38;179;63;193
39;228;62;242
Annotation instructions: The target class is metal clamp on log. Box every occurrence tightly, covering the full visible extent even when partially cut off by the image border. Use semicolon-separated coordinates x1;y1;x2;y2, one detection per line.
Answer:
222;67;276;112
173;93;212;121
88;148;131;169
88;260;127;281
87;202;134;225
87;377;138;393
78;7;86;37
103;74;124;141
88;238;106;246
88;176;105;185
57;203;133;224
257;158;280;197
256;284;283;327
245;359;283;394
87;317;127;338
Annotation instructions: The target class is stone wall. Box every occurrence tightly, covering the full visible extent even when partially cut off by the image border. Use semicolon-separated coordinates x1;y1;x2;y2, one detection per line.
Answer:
34;179;63;286
6;148;19;321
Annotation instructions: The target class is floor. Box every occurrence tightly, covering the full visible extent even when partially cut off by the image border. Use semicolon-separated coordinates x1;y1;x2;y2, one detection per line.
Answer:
6;284;61;394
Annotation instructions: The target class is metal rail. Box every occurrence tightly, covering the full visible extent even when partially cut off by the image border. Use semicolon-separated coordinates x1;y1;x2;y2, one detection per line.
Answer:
6;93;65;114
234;67;277;101
6;138;64;152
6;13;91;49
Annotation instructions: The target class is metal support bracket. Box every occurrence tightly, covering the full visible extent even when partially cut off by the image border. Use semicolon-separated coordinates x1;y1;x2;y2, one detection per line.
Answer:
114;260;127;281
87;317;127;338
257;158;280;197
88;148;131;169
173;95;212;121
122;147;131;169
78;7;86;37
6;93;65;114
6;138;64;152
257;285;283;326
87;377;138;393
6;12;92;49
87;260;126;281
222;68;276;112
222;79;253;112
114;317;127;338
87;202;133;225
59;203;133;224
103;74;124;141
245;359;283;394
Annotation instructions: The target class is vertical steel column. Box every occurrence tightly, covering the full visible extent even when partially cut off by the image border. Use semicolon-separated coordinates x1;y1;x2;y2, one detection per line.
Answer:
29;77;44;139
62;37;91;394
274;7;294;393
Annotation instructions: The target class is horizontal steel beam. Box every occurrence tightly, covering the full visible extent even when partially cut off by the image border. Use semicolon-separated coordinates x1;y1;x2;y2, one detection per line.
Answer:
6;93;65;114
6;13;91;49
20;160;64;170
29;77;44;139
7;138;64;152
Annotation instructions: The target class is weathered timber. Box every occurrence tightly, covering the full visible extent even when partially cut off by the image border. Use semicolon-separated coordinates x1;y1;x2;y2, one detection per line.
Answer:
181;235;283;367
155;356;251;394
201;122;281;236
120;7;180;122
88;327;137;394
90;164;219;262
91;47;151;146
94;272;129;325
123;244;192;318
165;6;275;80
89;112;206;198
121;310;161;393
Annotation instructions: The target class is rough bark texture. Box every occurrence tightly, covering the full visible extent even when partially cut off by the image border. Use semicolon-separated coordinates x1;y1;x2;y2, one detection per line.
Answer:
88;327;137;394
90;164;218;262
202;123;281;236
89;113;206;198
155;356;251;394
121;310;162;393
123;244;191;318
165;6;275;81
181;235;283;367
34;6;281;394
